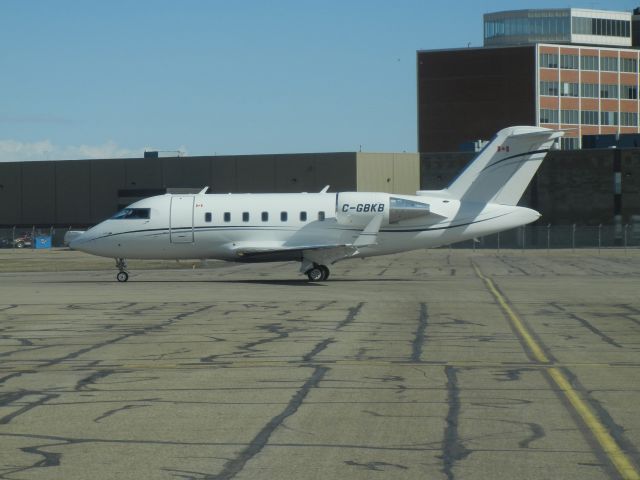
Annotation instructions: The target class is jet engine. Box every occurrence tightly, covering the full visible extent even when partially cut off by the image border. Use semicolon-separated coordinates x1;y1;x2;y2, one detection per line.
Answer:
336;192;431;227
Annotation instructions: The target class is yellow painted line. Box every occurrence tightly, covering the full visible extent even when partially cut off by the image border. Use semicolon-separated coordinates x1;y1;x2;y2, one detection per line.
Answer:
472;263;550;363
472;261;640;480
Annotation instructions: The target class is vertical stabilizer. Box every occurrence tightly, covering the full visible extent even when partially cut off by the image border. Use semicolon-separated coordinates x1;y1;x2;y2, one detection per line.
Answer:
443;126;563;205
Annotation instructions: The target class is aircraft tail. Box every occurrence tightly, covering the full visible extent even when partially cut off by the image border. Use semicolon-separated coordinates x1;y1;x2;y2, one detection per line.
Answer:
438;126;563;206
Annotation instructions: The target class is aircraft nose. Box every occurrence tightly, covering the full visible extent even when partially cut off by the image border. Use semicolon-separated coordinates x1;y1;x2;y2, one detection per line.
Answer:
69;231;95;253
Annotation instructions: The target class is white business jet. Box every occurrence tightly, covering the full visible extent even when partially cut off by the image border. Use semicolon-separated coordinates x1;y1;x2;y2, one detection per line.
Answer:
71;126;562;282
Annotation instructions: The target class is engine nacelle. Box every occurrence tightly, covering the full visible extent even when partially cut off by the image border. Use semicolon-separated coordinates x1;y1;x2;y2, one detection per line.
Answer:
336;192;431;227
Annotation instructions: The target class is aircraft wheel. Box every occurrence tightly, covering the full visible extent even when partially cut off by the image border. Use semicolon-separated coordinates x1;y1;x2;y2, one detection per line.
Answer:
306;267;324;282
320;265;330;280
116;271;129;282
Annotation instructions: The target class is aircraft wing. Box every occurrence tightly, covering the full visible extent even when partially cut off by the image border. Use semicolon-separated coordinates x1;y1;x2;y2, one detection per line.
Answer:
233;215;383;262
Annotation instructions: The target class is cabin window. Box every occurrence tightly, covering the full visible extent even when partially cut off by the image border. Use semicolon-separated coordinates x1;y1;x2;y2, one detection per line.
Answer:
242;212;249;222
205;212;212;223
224;212;231;222
261;212;269;221
300;211;307;221
281;211;288;221
318;211;325;221
111;208;150;220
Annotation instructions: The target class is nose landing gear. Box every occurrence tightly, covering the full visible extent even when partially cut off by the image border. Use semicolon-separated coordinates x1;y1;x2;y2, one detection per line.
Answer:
115;258;129;282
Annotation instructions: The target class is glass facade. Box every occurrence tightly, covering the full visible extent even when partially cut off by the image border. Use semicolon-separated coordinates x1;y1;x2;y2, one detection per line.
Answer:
572;17;630;37
485;9;632;47
485;10;571;44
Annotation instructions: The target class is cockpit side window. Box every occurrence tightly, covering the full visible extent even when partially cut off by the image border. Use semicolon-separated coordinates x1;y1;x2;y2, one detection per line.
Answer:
110;208;151;220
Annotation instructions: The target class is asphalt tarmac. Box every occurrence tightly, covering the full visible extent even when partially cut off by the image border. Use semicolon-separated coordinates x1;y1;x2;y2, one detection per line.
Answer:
0;248;639;479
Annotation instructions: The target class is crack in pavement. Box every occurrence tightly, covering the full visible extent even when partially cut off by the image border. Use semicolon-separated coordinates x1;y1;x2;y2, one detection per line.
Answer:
302;338;335;362
441;366;471;480
209;366;328;480
550;302;622;348
93;404;150;423
344;460;409;471
410;303;428;362
335;302;364;330
0;391;59;425
74;370;116;391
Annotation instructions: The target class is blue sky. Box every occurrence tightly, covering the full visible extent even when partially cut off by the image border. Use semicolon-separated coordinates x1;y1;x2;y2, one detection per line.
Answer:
1;0;638;160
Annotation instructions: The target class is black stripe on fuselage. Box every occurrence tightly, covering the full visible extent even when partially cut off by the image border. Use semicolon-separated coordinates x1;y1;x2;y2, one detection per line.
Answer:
482;149;549;172
86;212;511;241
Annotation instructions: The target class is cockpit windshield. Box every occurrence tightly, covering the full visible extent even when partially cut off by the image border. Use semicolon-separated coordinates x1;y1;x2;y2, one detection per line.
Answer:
110;208;151;220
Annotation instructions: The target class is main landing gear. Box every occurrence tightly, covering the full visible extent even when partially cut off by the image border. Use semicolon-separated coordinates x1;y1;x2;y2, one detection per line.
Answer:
115;258;129;282
306;264;330;282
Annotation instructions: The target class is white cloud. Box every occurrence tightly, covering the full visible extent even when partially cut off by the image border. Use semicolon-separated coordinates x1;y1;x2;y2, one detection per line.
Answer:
0;139;158;162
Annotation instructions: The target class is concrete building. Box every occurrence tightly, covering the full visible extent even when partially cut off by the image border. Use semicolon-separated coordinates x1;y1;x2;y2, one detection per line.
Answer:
418;8;640;152
421;148;640;230
0;152;419;228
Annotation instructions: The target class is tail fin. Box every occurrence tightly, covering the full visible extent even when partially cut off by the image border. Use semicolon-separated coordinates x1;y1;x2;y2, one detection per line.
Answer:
443;126;563;205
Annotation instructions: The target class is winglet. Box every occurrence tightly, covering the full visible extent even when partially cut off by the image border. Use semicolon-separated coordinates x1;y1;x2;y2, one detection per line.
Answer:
320;185;330;193
199;186;209;194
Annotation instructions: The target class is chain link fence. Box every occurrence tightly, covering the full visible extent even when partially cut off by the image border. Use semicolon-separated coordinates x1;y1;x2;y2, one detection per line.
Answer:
0;226;77;249
448;224;638;250
0;224;638;250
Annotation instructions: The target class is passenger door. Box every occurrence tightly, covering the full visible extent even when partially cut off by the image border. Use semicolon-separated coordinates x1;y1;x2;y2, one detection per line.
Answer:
170;196;194;243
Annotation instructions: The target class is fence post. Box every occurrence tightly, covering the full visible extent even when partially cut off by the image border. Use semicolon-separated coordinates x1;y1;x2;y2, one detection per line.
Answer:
497;231;500;253
547;224;551;252
522;226;525;252
31;225;35;250
624;224;628;252
598;224;602;253
12;226;16;250
572;224;576;252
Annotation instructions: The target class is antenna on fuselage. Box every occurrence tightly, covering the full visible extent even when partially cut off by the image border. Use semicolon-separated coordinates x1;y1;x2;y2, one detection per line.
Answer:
199;186;209;194
320;185;330;193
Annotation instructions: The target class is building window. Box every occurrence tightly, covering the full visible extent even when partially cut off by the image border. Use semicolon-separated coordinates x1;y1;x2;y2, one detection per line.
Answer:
560;137;579;150
560;54;578;70
281;211;288;221
621;112;638;126
539;53;558;68
581;83;598;98
318;211;325;221
601;57;618;72
581;110;599;125
224;212;231;222
242;212;249;222
540;80;559;96
601;111;619;126
621;58;638;73
300;211;307;221
621;85;638;99
600;84;618;99
561;110;579;124
574;18;631;38
580;55;598;70
561;82;579;97
540;109;559;124
261;211;268;221
205;212;212;223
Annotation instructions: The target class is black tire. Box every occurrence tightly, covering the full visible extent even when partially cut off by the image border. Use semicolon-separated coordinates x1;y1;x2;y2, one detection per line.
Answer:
116;271;129;282
306;267;324;282
15;242;24;248
320;265;330;280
